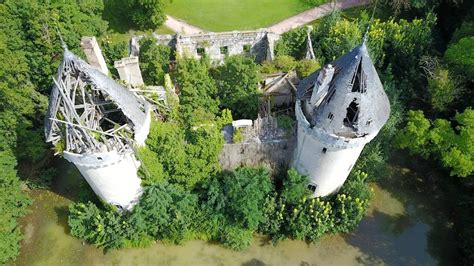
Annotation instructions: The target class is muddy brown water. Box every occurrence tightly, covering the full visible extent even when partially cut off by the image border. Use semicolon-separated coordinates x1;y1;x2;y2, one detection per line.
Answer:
15;158;457;266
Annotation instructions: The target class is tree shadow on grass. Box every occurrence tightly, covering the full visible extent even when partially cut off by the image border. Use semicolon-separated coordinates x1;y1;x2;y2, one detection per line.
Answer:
103;0;135;33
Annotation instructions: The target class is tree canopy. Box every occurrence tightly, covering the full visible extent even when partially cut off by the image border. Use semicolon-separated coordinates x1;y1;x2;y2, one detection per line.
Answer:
126;0;168;30
213;55;260;119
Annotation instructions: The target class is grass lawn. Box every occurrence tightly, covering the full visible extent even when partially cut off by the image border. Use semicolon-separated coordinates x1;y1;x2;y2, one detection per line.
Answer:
166;0;327;32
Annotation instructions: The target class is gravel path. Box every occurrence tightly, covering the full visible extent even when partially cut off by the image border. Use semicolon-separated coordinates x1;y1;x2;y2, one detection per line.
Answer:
267;0;370;34
164;15;206;34
164;0;370;34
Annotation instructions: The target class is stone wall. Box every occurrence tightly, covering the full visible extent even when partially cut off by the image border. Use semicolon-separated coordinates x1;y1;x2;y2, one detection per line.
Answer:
219;137;295;171
130;30;279;63
80;36;109;75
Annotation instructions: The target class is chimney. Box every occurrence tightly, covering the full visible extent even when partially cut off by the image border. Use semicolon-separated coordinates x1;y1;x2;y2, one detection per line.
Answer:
80;36;109;75
114;56;144;87
310;64;334;106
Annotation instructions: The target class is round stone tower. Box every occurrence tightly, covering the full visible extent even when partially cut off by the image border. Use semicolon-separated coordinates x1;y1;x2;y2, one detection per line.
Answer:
292;41;390;197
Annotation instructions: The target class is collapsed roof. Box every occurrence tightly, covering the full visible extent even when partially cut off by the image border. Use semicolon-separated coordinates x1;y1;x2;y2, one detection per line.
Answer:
297;42;390;138
44;48;151;154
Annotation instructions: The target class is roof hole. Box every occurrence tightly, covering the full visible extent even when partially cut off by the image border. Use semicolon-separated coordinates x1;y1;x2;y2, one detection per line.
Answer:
350;59;367;93
343;98;359;129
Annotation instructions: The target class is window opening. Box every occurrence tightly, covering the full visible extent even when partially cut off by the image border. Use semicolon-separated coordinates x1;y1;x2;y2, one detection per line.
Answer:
327;113;334;120
350;59;367;93
220;46;228;55
322;148;327;153
243;44;251;53
307;184;317;193
343;98;360;128
196;47;205;56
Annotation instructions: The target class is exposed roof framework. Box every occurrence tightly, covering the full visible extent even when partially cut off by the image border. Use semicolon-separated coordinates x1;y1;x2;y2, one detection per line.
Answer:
45;49;151;154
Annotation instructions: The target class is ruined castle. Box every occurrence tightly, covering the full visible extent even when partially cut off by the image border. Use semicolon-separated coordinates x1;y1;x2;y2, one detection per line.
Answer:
44;30;389;209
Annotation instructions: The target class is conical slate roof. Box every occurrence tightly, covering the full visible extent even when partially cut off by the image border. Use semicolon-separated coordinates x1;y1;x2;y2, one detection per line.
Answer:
297;42;390;138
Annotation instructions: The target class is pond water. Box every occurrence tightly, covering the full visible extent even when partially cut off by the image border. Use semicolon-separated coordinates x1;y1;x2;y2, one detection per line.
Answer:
16;157;457;266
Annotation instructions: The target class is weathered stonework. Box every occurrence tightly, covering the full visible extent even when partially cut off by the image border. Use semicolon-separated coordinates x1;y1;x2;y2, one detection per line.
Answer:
131;30;279;63
220;138;295;171
114;56;145;87
80;36;109;75
220;114;294;171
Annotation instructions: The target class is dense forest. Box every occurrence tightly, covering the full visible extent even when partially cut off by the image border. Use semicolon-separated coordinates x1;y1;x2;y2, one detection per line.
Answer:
0;0;473;264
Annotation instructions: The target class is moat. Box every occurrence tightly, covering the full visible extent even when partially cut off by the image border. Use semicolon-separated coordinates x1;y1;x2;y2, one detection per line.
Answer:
16;153;457;266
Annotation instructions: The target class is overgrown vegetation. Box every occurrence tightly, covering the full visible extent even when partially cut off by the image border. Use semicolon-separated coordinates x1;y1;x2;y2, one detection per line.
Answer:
2;0;473;263
0;0;108;263
65;8;440;253
126;0;169;30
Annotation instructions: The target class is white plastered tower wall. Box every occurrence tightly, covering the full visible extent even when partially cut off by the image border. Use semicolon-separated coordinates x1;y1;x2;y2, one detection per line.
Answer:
292;41;390;197
63;150;143;210
45;48;152;210
293;101;371;196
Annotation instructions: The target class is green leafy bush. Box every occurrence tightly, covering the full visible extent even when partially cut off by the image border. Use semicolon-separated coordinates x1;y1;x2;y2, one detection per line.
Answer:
445;37;474;81
276;115;295;130
295;59;321;78
126;0;168;30
139;37;171;85
396;109;474;177
213;55;260;119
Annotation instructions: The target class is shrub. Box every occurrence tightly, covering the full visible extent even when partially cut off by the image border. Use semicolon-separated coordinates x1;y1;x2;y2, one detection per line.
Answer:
445;37;474;81
126;0;168;30
272;56;297;72
427;67;459;112
213;55;260;119
139;37;171;85
220;225;253;251
295;59;321;78
276;115;295;130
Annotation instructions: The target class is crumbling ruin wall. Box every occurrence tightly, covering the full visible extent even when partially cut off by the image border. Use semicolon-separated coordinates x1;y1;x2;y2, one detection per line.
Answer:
219;137;295;171
130;30;279;63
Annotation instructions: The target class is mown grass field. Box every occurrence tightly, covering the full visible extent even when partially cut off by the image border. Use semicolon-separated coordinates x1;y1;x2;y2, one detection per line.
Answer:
166;0;327;32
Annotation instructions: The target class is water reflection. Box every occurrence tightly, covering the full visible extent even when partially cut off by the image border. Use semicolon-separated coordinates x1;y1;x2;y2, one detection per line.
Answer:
16;158;456;266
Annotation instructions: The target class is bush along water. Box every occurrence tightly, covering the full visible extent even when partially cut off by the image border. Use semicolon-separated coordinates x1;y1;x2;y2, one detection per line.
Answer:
68;165;372;251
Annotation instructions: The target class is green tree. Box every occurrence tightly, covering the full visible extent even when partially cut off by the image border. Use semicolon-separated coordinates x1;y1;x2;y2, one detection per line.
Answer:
274;27;307;59
213;55;260;119
173;57;219;123
126;0;168;30
445;37;474;81
101;38;129;79
223;167;272;230
427;67;459;112
0;150;31;263
396;109;474;177
281;168;310;205
139;36;171;85
145;121;223;189
295;59;321;78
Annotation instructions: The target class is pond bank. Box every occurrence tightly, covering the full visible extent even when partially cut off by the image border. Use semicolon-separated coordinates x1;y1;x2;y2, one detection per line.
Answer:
16;155;457;265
